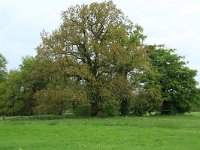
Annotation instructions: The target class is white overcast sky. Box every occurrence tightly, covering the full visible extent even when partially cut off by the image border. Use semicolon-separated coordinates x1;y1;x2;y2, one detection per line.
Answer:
0;0;200;83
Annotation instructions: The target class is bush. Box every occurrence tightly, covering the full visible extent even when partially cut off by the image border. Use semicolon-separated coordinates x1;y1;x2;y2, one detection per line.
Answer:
73;104;91;117
132;88;163;116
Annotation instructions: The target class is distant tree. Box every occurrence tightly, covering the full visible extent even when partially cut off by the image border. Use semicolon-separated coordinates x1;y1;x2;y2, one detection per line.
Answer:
0;56;47;116
147;45;199;114
34;1;151;116
0;53;7;82
0;54;7;116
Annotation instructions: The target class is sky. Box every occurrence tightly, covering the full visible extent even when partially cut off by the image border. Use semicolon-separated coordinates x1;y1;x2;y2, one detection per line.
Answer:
0;0;200;83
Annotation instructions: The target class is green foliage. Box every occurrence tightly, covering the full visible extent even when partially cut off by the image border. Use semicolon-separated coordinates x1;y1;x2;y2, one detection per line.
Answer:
147;45;199;114
100;85;120;117
34;82;89;115
0;56;45;116
34;1;149;116
0;70;26;115
132;88;162;116
0;54;8;116
73;105;91;117
0;53;7;82
129;56;163;116
1;1;199;117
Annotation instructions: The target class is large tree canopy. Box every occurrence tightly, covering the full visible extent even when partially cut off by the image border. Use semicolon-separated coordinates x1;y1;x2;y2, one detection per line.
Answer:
34;1;158;116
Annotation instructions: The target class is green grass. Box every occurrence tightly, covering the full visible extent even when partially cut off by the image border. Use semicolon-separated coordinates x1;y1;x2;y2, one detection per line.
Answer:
1;113;200;150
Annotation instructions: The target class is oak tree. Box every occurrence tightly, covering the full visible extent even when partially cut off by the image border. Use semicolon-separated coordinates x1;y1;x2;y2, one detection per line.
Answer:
35;1;150;116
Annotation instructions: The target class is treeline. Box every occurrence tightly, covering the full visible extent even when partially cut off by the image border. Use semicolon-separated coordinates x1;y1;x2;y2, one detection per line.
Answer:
0;1;199;117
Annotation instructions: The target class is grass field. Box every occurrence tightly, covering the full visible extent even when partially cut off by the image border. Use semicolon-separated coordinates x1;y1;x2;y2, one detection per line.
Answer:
0;113;200;150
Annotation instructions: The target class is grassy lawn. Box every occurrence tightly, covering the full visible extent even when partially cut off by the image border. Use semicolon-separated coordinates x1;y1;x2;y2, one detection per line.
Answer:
0;113;200;150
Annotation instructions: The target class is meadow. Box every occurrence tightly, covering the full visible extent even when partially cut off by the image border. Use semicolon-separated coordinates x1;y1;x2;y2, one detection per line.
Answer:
0;113;200;150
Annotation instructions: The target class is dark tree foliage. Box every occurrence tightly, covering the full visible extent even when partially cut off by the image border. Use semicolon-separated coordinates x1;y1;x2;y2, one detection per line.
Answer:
147;45;199;114
0;57;47;116
0;53;7;116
